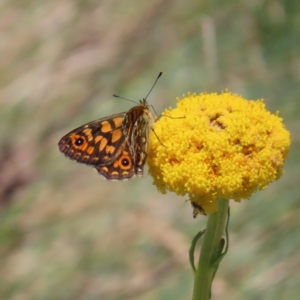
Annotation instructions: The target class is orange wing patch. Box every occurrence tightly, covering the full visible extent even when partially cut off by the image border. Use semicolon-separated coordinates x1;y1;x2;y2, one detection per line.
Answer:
111;129;122;143
99;137;108;151
101;121;112;132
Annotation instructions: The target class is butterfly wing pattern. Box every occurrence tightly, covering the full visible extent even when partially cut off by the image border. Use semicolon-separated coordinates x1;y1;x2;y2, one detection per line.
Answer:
58;72;161;180
58;101;154;180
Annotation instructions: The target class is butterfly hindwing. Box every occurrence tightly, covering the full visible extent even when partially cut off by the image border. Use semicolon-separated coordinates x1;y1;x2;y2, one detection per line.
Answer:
94;143;136;180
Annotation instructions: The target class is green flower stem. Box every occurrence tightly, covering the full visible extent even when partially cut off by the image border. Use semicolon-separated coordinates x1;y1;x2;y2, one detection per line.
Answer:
192;199;229;300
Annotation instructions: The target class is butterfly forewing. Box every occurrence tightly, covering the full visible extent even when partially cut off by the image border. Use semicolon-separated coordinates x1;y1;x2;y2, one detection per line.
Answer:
58;113;127;166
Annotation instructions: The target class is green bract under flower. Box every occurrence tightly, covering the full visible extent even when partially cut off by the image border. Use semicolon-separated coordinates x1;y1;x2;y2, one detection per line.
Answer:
147;91;290;215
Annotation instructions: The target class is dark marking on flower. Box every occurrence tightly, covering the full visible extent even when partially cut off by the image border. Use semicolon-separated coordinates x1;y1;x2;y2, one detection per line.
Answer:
191;201;207;218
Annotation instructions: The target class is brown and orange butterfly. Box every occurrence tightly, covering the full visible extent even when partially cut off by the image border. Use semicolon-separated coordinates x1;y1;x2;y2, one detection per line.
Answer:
58;72;162;180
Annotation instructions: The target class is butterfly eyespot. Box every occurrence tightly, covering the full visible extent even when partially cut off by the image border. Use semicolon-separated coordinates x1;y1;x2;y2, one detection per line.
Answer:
119;155;132;170
75;137;84;146
121;157;130;166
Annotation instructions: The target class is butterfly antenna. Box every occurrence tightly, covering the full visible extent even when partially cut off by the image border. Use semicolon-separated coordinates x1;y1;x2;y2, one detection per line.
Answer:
113;71;162;104
113;94;139;105
144;71;163;100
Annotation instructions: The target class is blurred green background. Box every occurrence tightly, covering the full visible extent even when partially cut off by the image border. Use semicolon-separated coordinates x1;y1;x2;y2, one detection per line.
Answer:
0;1;299;299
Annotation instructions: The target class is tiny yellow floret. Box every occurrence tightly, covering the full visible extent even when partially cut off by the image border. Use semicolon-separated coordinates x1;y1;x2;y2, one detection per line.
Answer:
147;91;291;215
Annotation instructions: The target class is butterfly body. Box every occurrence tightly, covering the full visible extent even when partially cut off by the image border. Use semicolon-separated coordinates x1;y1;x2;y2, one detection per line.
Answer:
58;99;154;180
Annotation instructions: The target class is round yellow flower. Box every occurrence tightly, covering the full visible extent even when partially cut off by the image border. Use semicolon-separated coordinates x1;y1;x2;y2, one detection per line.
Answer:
147;91;291;215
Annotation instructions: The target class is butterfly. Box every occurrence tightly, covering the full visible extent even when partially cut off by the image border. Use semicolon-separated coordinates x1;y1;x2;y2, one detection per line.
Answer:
58;72;162;180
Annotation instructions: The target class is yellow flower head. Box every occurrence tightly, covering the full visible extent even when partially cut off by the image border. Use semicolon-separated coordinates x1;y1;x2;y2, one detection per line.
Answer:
147;91;291;215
